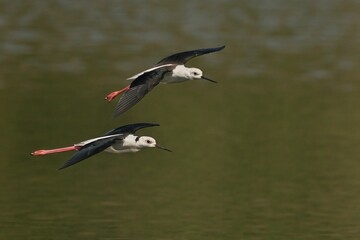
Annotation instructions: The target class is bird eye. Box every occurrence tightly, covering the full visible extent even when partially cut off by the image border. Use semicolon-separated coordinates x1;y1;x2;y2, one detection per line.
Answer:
193;72;198;75
146;140;152;144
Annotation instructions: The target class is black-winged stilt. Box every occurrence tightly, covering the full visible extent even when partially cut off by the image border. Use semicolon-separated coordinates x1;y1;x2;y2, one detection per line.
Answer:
31;123;171;170
106;45;225;117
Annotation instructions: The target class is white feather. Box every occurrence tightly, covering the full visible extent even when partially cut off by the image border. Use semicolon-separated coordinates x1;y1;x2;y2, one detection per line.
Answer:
126;64;175;80
74;134;122;147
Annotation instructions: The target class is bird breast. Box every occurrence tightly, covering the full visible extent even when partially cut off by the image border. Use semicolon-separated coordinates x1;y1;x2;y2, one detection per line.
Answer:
162;65;190;84
105;135;140;153
105;145;140;154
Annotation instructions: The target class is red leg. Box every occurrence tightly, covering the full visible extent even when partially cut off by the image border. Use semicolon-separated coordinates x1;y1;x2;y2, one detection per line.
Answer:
31;146;80;156
105;85;130;102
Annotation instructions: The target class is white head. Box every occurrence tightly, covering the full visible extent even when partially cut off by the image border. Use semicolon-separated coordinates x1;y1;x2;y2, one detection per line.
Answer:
188;68;203;80
136;136;157;148
172;65;217;83
136;136;172;152
187;67;217;83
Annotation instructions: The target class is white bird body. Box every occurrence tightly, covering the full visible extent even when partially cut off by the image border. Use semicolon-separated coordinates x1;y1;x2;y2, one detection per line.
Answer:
106;135;140;153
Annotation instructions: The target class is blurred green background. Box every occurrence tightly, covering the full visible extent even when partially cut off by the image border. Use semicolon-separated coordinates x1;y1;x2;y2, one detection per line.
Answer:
1;1;360;239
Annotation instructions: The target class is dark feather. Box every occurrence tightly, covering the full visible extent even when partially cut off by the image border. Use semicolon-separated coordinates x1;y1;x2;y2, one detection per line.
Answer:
113;66;172;117
113;87;148;117
57;136;122;170
156;45;225;66
105;123;160;136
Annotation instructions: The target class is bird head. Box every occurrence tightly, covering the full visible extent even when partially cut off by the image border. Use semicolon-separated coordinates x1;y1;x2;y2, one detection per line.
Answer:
189;68;217;83
137;136;172;152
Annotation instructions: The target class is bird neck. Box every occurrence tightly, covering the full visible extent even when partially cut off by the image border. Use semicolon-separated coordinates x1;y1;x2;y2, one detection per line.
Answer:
170;65;192;82
122;134;139;148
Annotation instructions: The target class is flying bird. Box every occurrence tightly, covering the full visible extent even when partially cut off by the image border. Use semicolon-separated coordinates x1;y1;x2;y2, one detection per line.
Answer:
105;45;225;117
31;123;171;170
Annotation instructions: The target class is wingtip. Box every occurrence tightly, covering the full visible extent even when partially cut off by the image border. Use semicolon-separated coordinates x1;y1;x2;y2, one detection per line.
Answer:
207;45;225;53
57;162;71;170
146;123;161;128
112;111;122;119
57;165;66;171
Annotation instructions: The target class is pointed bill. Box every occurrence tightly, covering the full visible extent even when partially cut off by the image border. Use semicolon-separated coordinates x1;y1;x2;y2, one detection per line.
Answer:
156;144;172;152
201;76;217;83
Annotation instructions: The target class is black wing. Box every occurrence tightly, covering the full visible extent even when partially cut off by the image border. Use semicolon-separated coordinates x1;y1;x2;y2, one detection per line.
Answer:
105;123;160;136
113;66;173;118
57;135;123;170
155;45;225;66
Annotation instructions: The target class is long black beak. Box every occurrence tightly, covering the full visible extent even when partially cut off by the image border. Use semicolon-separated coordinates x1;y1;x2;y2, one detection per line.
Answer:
201;76;217;83
156;144;172;152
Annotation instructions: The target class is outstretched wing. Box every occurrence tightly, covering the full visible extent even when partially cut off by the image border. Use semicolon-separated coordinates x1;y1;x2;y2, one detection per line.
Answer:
58;135;123;170
156;45;225;66
105;123;160;136
113;66;173;118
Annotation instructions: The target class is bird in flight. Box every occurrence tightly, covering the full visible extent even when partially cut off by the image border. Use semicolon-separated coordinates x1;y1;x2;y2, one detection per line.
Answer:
31;123;171;170
105;45;225;118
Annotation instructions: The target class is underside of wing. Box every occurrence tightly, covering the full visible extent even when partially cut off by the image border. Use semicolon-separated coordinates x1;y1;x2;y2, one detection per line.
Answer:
58;135;123;170
113;87;147;118
156;45;225;66
113;66;172;118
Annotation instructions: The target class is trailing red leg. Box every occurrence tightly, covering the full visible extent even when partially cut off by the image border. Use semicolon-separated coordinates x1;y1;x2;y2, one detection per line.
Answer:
31;146;80;156
105;85;130;102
